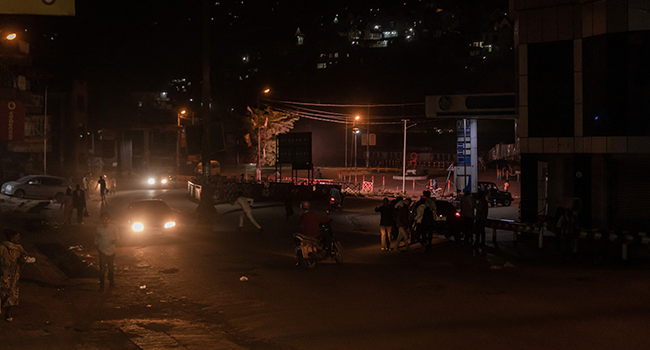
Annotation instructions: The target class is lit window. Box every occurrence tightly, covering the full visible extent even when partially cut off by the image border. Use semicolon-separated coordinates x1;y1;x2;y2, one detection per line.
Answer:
317;63;327;69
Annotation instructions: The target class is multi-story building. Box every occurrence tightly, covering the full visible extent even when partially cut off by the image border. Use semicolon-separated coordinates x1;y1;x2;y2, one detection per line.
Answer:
0;31;87;179
515;0;650;229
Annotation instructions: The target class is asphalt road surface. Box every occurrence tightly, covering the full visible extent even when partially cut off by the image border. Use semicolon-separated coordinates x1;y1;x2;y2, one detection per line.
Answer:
4;182;650;349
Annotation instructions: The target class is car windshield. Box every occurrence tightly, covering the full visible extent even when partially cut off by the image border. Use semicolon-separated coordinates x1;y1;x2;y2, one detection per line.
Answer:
129;201;171;213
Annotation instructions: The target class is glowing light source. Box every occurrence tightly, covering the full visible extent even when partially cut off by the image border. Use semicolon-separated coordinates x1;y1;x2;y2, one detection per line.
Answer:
6;33;16;40
164;222;176;228
148;178;155;184
132;223;144;231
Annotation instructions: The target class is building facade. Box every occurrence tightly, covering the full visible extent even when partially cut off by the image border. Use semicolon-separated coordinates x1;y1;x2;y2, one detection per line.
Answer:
516;0;650;229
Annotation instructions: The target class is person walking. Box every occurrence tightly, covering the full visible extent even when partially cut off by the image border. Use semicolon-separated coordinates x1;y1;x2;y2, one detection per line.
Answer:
460;190;475;244
420;191;437;253
503;180;510;192
95;212;118;291
375;197;394;251
474;191;489;246
233;191;262;231
73;184;86;224
110;177;117;195
284;192;294;221
316;168;322;179
83;174;90;199
60;188;74;225
96;175;107;202
393;197;412;252
0;229;35;322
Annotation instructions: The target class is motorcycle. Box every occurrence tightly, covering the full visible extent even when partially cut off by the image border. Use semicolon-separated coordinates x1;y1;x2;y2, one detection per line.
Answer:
293;223;343;269
326;196;343;215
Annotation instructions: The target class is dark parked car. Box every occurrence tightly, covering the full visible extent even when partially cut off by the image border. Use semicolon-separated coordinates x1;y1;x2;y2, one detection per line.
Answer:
126;199;177;235
478;181;513;207
433;200;462;239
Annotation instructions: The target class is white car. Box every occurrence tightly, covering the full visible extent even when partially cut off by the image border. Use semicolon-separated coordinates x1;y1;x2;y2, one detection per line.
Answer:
1;175;72;201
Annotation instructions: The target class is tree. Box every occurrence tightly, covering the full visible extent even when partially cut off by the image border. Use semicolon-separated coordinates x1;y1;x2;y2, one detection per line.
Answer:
246;107;299;166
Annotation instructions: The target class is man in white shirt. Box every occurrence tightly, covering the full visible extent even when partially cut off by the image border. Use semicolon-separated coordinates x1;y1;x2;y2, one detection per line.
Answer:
233;191;262;231
95;212;118;291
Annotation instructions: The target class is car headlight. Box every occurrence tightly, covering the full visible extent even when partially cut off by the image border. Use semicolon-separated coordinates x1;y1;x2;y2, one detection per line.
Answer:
148;178;155;184
5;184;11;191
132;223;144;231
161;179;167;184
164;221;176;228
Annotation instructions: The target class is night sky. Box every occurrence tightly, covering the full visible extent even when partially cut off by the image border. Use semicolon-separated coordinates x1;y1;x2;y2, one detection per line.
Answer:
1;0;512;142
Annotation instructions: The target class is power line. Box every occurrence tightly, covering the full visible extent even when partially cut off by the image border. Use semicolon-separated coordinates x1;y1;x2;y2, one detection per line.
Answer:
266;98;424;108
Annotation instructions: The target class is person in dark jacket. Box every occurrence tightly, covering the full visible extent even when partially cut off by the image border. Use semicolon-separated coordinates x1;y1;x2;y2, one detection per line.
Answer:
375;197;394;251
474;191;489;246
388;198;398;240
72;184;86;225
460;190;475;244
393;197;412;252
284;192;294;221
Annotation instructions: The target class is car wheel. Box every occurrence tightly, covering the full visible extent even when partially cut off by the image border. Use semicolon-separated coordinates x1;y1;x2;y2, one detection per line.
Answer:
503;199;511;206
54;192;64;203
14;189;25;199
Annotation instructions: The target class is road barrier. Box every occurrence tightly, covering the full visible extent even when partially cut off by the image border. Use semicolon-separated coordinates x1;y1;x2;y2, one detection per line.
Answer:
485;217;649;261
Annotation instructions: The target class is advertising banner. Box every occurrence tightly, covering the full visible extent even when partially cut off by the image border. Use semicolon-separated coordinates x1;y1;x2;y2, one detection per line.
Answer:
0;100;25;142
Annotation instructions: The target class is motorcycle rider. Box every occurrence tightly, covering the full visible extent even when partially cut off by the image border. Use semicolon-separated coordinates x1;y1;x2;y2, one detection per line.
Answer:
329;186;343;209
300;201;333;250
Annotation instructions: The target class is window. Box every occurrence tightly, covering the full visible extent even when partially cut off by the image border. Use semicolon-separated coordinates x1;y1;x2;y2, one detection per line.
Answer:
527;40;574;137
317;63;327;69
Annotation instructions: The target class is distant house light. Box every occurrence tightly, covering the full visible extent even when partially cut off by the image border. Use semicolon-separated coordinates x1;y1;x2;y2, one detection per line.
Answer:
383;31;398;38
317;63;327;69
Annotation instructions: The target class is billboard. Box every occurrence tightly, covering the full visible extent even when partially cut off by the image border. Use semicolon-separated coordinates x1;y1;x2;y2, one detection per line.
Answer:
0;100;25;142
277;132;312;169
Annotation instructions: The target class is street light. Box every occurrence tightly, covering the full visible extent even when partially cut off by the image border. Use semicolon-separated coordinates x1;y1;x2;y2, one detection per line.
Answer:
176;110;186;170
256;88;270;182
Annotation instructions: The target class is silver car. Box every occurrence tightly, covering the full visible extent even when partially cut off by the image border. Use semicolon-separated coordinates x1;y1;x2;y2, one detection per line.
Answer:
1;175;72;201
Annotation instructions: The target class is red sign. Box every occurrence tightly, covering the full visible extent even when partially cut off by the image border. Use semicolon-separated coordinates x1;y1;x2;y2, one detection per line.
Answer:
0;100;25;142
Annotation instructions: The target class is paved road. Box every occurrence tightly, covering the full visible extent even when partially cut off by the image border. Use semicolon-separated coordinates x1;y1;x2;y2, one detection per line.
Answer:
2;185;650;349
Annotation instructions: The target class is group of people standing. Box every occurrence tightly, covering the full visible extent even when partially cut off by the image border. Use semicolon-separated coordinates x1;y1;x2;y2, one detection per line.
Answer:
375;190;439;253
60;174;118;226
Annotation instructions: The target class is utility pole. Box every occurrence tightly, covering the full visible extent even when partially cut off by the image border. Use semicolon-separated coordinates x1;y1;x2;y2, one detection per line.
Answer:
366;104;370;168
43;86;47;175
402;119;407;194
196;0;217;219
256;94;262;182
